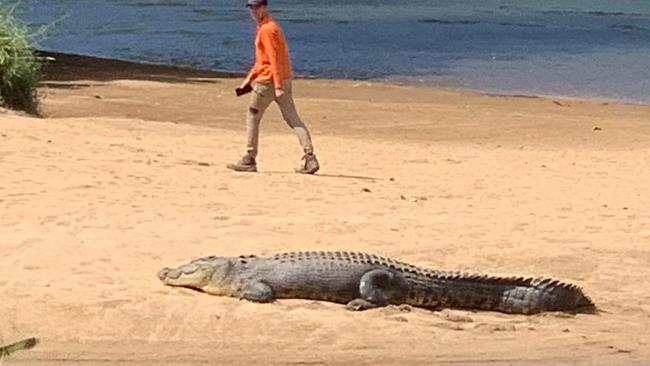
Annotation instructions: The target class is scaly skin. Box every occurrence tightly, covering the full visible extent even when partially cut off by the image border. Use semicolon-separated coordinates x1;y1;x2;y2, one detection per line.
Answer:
158;251;595;314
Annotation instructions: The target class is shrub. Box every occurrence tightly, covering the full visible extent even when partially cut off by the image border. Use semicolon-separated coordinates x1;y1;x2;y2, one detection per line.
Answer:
0;4;43;114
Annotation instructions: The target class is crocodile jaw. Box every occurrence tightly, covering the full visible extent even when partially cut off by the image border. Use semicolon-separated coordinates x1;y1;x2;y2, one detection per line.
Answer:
158;257;241;297
158;263;216;290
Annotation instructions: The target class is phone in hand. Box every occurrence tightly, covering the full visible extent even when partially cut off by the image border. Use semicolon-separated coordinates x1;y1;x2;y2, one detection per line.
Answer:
235;83;253;96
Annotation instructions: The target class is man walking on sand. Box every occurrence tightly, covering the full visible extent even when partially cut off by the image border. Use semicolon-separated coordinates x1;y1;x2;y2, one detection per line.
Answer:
227;0;320;174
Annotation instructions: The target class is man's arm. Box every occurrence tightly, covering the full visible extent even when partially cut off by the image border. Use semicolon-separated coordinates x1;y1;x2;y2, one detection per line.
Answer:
259;28;284;95
242;68;257;88
235;69;256;96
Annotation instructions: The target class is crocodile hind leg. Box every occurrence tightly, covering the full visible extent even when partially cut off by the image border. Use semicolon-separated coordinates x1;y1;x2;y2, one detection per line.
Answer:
346;269;408;311
240;281;274;302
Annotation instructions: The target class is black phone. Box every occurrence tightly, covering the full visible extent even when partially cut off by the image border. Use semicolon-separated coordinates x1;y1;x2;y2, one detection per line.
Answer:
235;84;253;96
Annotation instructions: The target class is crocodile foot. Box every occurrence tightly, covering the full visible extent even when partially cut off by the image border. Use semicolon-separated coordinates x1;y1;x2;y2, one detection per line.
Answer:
346;298;380;311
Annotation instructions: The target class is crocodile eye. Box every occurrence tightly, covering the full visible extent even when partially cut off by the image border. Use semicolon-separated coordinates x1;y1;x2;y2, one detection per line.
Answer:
182;263;200;274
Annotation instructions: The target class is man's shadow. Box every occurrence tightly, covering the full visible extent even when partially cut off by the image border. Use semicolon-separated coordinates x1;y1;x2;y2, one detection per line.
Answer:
261;171;381;181
178;161;382;181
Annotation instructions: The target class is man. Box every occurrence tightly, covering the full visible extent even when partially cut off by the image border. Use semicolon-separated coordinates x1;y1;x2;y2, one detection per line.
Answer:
227;0;319;174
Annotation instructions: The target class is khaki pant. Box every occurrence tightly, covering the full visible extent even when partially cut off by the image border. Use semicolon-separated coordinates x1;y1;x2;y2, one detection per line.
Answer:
246;80;314;158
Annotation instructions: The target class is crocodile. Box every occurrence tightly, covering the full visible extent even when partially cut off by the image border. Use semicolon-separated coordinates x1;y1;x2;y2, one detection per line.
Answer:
157;251;595;314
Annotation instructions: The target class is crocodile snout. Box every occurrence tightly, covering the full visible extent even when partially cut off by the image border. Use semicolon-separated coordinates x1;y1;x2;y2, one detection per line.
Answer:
158;267;185;282
158;267;170;281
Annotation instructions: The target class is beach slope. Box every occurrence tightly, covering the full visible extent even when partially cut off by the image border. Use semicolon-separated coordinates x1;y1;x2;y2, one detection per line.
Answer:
2;53;650;365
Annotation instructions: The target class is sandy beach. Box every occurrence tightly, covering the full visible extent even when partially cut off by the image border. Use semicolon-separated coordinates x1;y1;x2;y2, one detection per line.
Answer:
2;52;650;365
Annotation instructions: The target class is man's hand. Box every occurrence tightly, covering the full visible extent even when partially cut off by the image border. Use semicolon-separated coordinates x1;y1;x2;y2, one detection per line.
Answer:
275;88;285;98
235;82;253;97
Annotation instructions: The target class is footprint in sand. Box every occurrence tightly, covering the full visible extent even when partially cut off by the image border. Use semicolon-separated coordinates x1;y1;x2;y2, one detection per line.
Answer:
20;237;42;248
40;216;57;225
440;310;474;323
284;301;330;311
471;323;518;332
98;299;132;309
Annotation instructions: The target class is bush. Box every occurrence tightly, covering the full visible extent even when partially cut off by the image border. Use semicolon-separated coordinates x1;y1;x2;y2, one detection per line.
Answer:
0;4;43;114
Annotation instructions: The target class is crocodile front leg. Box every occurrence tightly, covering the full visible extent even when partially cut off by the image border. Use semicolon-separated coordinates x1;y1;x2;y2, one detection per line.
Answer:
346;269;408;311
240;281;274;302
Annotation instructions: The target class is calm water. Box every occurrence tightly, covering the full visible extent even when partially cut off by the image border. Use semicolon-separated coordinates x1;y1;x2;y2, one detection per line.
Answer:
17;0;650;103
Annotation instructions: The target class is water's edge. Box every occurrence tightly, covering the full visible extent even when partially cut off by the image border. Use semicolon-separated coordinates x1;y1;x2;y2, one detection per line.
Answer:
23;1;650;106
40;50;646;108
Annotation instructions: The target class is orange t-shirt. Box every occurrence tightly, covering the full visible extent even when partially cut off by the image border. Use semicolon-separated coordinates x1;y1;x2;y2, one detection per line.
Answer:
244;16;293;89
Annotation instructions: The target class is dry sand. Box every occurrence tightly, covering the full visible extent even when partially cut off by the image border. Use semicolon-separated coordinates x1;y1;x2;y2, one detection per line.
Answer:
1;53;650;365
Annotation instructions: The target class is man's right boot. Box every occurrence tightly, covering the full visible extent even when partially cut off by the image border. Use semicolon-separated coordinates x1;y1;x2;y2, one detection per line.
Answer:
226;154;257;172
295;153;320;174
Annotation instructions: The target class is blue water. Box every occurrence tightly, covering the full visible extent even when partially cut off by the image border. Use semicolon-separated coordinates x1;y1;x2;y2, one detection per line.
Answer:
17;0;650;104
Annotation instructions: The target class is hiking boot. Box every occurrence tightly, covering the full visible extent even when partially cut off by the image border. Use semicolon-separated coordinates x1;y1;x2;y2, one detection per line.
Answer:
295;153;319;174
227;154;257;172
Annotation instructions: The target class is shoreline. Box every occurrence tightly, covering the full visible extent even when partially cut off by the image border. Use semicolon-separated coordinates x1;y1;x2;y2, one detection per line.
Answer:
37;50;650;149
38;50;244;82
39;50;649;108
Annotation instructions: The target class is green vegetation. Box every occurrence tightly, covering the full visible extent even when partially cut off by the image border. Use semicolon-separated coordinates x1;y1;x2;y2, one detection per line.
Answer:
0;4;44;114
0;337;38;358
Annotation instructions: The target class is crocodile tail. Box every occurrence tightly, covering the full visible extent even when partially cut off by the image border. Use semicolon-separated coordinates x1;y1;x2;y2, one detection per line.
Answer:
495;277;596;314
419;273;595;314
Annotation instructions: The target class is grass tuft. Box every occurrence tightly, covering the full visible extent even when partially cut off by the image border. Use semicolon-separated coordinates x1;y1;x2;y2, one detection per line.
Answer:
0;3;45;114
